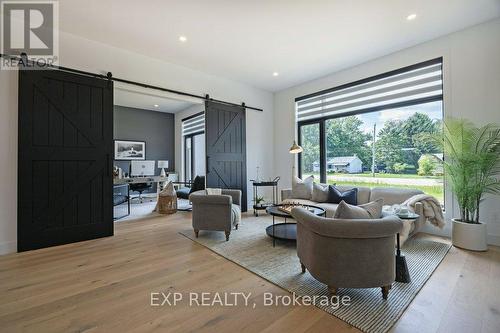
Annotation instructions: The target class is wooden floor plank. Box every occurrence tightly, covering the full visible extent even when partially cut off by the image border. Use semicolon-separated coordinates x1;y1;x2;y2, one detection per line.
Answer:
0;212;499;333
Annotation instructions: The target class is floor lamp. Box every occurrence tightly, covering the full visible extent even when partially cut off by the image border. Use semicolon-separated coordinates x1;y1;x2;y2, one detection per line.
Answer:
289;140;303;179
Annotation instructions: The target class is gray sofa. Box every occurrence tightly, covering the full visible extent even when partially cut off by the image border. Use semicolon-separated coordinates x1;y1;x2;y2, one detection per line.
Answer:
189;189;242;241
291;207;403;299
282;185;425;238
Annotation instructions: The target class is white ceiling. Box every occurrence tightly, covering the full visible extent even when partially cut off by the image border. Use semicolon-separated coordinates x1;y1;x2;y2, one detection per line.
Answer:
59;0;500;92
114;85;198;113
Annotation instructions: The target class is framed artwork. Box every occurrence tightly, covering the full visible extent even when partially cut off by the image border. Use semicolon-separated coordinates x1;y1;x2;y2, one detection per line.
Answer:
114;140;146;160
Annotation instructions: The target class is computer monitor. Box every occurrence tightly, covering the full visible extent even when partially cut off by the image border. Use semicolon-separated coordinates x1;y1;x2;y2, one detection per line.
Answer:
130;160;155;177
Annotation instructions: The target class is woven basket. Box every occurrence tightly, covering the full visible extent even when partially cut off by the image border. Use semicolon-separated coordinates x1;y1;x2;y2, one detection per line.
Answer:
157;194;177;214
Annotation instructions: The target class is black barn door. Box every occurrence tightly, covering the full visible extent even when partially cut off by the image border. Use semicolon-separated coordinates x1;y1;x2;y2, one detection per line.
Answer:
18;67;114;251
205;101;247;211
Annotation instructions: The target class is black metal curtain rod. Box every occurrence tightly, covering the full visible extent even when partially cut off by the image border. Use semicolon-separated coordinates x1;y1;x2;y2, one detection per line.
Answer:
1;53;264;112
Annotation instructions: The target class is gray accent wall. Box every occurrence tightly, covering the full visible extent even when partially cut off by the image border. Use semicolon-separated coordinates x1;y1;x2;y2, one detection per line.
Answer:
114;106;175;191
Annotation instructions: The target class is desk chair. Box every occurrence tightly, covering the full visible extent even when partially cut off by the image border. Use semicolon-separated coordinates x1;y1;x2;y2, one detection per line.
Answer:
129;182;153;203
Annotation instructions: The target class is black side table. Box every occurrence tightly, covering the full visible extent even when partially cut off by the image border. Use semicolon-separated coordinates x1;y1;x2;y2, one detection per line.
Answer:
251;177;280;216
395;213;419;283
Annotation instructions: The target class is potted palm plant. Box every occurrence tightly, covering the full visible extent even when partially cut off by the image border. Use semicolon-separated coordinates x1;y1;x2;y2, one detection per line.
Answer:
440;118;500;251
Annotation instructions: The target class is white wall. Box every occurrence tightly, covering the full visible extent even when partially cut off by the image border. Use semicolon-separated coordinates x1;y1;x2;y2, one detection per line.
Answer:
0;31;274;254
0;61;18;255
273;18;500;245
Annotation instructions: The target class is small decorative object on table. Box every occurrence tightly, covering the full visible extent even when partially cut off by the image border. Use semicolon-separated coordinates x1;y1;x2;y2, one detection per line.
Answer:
254;195;265;205
251;176;280;216
278;202;317;214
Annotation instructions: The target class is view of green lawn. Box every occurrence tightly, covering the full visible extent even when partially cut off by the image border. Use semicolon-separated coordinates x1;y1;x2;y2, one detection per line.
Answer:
333;172;441;179
327;180;444;204
302;172;444;204
305;172;440;179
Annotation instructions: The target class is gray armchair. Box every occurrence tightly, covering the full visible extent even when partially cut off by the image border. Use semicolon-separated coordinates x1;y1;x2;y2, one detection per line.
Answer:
291;207;403;299
189;189;242;241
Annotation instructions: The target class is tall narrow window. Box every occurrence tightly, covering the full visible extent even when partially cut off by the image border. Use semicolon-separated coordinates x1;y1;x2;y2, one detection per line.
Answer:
298;122;320;180
297;59;444;203
182;112;205;182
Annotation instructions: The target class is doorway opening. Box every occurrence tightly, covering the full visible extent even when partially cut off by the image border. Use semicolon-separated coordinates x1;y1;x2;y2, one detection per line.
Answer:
112;84;201;220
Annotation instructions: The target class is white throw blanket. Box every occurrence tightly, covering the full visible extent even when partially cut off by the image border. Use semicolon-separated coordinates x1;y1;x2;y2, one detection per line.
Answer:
402;194;445;228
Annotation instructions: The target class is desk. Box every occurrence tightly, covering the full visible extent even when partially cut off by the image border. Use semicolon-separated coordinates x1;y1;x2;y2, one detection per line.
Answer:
114;174;178;195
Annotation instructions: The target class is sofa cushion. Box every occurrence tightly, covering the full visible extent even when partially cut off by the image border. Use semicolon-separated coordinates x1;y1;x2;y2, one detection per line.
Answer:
334;199;384;219
177;187;190;199
370;187;423;205
327;185;357;205
316;202;339;218
291;175;314;200
206;188;222;195
334;185;370;204
311;183;329;202
231;204;241;225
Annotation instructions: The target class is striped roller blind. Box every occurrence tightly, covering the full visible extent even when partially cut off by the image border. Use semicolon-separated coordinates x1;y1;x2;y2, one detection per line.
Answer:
182;113;205;136
296;59;443;122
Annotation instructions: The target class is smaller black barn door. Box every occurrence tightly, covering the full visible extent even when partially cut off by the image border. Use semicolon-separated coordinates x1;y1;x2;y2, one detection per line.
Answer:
18;67;114;251
205;101;247;211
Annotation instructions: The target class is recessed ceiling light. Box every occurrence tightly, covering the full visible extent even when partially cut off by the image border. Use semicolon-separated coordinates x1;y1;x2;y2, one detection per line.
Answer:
154;104;159;108
179;36;187;42
272;72;279;77
406;13;417;21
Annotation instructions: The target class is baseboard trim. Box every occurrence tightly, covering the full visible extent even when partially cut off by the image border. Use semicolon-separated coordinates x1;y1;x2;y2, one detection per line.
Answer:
487;234;500;247
420;226;500;247
0;240;17;255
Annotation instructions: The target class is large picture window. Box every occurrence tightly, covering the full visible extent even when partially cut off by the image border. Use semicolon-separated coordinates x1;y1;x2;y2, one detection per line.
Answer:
297;59;444;203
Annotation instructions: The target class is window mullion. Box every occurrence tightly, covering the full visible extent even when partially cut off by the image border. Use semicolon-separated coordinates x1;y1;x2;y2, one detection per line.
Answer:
319;120;326;184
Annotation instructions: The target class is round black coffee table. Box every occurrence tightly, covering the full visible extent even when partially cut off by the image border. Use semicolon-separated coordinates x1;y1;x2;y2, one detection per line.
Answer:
265;204;326;247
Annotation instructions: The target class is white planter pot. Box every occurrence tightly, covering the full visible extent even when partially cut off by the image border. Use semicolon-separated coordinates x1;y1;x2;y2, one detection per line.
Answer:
452;218;488;251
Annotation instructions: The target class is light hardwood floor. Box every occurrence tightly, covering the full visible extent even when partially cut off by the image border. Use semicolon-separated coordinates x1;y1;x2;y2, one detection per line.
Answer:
0;212;499;333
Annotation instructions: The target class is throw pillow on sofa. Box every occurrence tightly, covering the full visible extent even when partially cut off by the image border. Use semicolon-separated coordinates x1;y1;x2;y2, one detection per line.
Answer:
206;188;222;195
327;185;357;205
334;198;384;219
311;183;329;202
291;175;314;199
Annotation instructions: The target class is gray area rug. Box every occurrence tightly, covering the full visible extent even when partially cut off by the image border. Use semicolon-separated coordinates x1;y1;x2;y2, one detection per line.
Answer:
179;215;450;333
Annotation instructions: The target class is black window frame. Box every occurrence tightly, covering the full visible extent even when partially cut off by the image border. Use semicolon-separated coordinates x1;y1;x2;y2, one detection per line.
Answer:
297;57;444;183
182;111;205;182
184;131;205;183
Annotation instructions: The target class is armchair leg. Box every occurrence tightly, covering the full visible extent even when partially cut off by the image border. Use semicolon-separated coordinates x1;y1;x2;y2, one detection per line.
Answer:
381;285;391;300
225;231;230;241
300;262;306;273
194;229;199;238
328;286;337;296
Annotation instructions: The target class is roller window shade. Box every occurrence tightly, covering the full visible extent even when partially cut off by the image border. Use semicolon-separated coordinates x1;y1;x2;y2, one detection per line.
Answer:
296;61;442;122
182;113;205;136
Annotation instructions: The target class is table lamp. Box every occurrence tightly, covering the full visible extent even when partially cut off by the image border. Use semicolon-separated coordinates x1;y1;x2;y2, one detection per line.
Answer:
158;160;169;177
